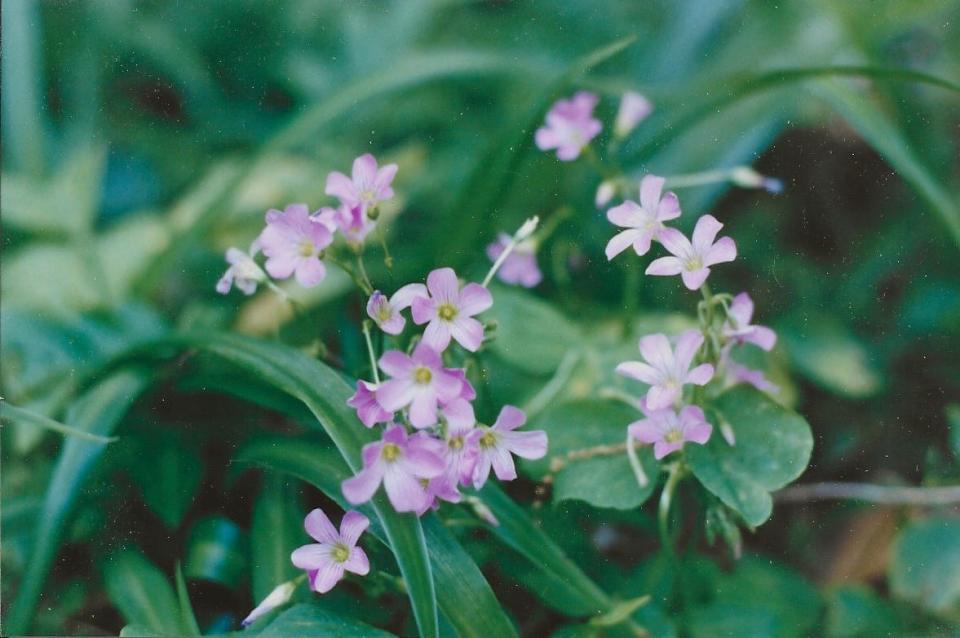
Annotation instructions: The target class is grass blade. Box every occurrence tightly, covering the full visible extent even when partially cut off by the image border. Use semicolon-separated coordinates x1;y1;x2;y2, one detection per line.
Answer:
103;547;183;636
0;400;118;444
174;563;202;636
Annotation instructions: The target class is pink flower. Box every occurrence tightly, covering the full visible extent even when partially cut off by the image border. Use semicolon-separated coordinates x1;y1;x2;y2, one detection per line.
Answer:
605;175;681;260
727;362;779;394
446;368;477;402
347;380;393;427
325;153;398;216
216;245;265;295
375;343;464;428
341;425;445;513
628;405;712;459
366;284;428;335
722;292;777;351
616;331;714;410
468;406;548;487
646;214;737;290
290;508;370;593
534;91;602;161
614;91;653;138
315;204;376;244
412;268;493;352
486;233;542;288
258;204;333;287
438;398;479;488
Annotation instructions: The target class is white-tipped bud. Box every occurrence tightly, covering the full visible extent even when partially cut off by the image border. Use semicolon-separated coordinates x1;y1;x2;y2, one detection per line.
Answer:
515;216;540;242
730;166;783;194
241;580;297;627
595;180;616;208
614;91;653;139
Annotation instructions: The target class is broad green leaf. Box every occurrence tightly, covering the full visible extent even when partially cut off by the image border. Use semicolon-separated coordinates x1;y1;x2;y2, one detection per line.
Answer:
128;434;202;528
947;404;960;462
0;0;45;174
5;370;152;635
779;317;881;398
236;437;518;638
826;586;904;638
119;625;160;637
184;517;248;587
251;475;302;601
174;563;201;637
258;603;395;638
890;517;960;616
683;604;778;638
103;547;183;636
489;286;581;375
687;386;813;527
160;331;437;638
525;399;659;510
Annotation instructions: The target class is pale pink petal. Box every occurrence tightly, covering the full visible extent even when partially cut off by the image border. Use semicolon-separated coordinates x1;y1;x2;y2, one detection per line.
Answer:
216;273;234;294
426;268;460;303
639;175;665;211
639;333;674;372
457;283;493;316
628;419;660;444
607;201;644;228
442;398;475;430
383;467;429;513
311;560;346;594
653;440;683;460
656;227;692;259
691;215;723;254
605;229;644;260
501;430;547;459
535;127;560;151
379;350;414;378
493;405;526;432
704;236;737;266
631;231;655;256
375;379;416;412
680;268;710;290
673;330;705;373
615;361;661;385
422;320;453;352
411;295;436;325
450;317;484;352
265;253;299;280
343;546;370;575
291;544;330;570
408;390;439;428
646;384;679;410
352;154;378;185
374;163;398;193
342;465;384;504
433;369;465;402
686;363;715;386
657;191;681;221
379;314;406;335
556;143;583;161
391;283;428;310
304;508;339;544
645;256;684;276
339;511;369;546
490;446;518;481
729;292;754;326
746;326;777;351
325;171;357;203
683;421;713;445
294;258;326;288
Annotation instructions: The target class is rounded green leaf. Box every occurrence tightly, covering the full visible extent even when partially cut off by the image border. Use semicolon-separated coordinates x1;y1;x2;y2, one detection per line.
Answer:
687;386;813;527
890;517;960;616
489;286;580;375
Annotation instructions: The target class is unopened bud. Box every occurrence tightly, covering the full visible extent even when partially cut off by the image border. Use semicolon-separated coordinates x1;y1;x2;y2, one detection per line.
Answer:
515;216;540;242
241;580;296;627
730;167;783;195
367;207;380;221
595;180;616;208
614;91;653;139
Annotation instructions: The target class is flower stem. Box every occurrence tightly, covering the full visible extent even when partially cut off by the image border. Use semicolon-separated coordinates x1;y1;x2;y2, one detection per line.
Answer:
362;320;380;384
626;431;649;488
482;216;540;287
658;462;684;553
354;251;374;295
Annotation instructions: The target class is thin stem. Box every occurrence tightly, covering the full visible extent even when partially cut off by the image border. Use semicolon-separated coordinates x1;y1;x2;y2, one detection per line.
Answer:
775;482;960;505
376;223;394;270
625;432;649;488
658;462;684;553
662;169;730;189
362;320;381;384
355;251;374;295
483;216;540;287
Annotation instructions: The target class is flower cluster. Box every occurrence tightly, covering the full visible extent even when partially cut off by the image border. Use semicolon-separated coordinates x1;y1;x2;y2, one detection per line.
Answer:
216;153;397;296
344;263;548;514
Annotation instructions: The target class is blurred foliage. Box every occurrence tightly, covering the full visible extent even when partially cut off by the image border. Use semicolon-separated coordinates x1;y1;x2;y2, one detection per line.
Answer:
2;0;959;636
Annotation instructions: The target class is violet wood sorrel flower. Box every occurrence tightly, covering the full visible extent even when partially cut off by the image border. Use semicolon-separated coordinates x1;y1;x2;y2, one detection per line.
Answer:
616;330;715;410
438;398;480;488
646;214;737;290
315;203;376;244
347;380;393;427
366;284;428;335
216;245;266;295
325;153;398;216
469;406;548;487
628;404;713;459
534;91;602;161
375;343;463;428
722;292;777;351
614;91;653;138
341;424;445;513
290;508;370;593
486;233;542;288
258;204;334;287
605;175;681;260
411;267;493;352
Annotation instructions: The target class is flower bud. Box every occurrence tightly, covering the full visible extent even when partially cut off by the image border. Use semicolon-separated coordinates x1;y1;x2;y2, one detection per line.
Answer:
241;580;296;627
595;180;616;208
730;166;783;194
515;216;540;242
614;91;653;139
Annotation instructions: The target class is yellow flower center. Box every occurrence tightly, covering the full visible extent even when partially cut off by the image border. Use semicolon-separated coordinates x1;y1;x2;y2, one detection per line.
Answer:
478;429;498;449
332;543;350;563
438;303;458;321
414;366;432;384
684;257;702;271
361;189;375;203
664;429;683;444
298;240;315;257
381;443;401;461
378;307;392;323
449;436;464;451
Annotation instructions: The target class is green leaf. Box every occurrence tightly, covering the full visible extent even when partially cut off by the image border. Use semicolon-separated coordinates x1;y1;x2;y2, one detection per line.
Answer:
489;286;581;375
6;370;152;635
251;475;302;602
159;331;437;638
103;547;182;636
119;625;160;637
890;517;960;616
257;603;395;638
779;316;882;398
174;563;201;637
0;400;118;444
815;79;960;248
947;404;960;462
687;386;813;527
0;0;45;175
236;437;518;638
525;399;659;510
184;516;248;587
826;586;904;638
128;434;202;529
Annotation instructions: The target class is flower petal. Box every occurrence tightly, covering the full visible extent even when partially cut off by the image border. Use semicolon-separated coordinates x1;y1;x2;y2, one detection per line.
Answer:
457;283;493;316
450;316;484;352
605;229;644;260
691;214;723;254
656;227;692;259
645;256;684;277
341;465;384;505
639;175;665;211
615;361;661;385
657;191;681;221
673;330;704;374
343;546;370;575
680;267;710;290
291;543;330;570
352;153;378;185
304;508;339;544
686;363;715;386
379;350;414;378
639;333;674;371
408;389;439;428
426;267;460;303
421;319;453;353
311;560;346;594
628;419;661;444
325;171;356;204
607;201;644;228
294;258;326;288
501;430;547;459
384;466;429;513
704;236;737;266
391;283;428;310
493;405;526;431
